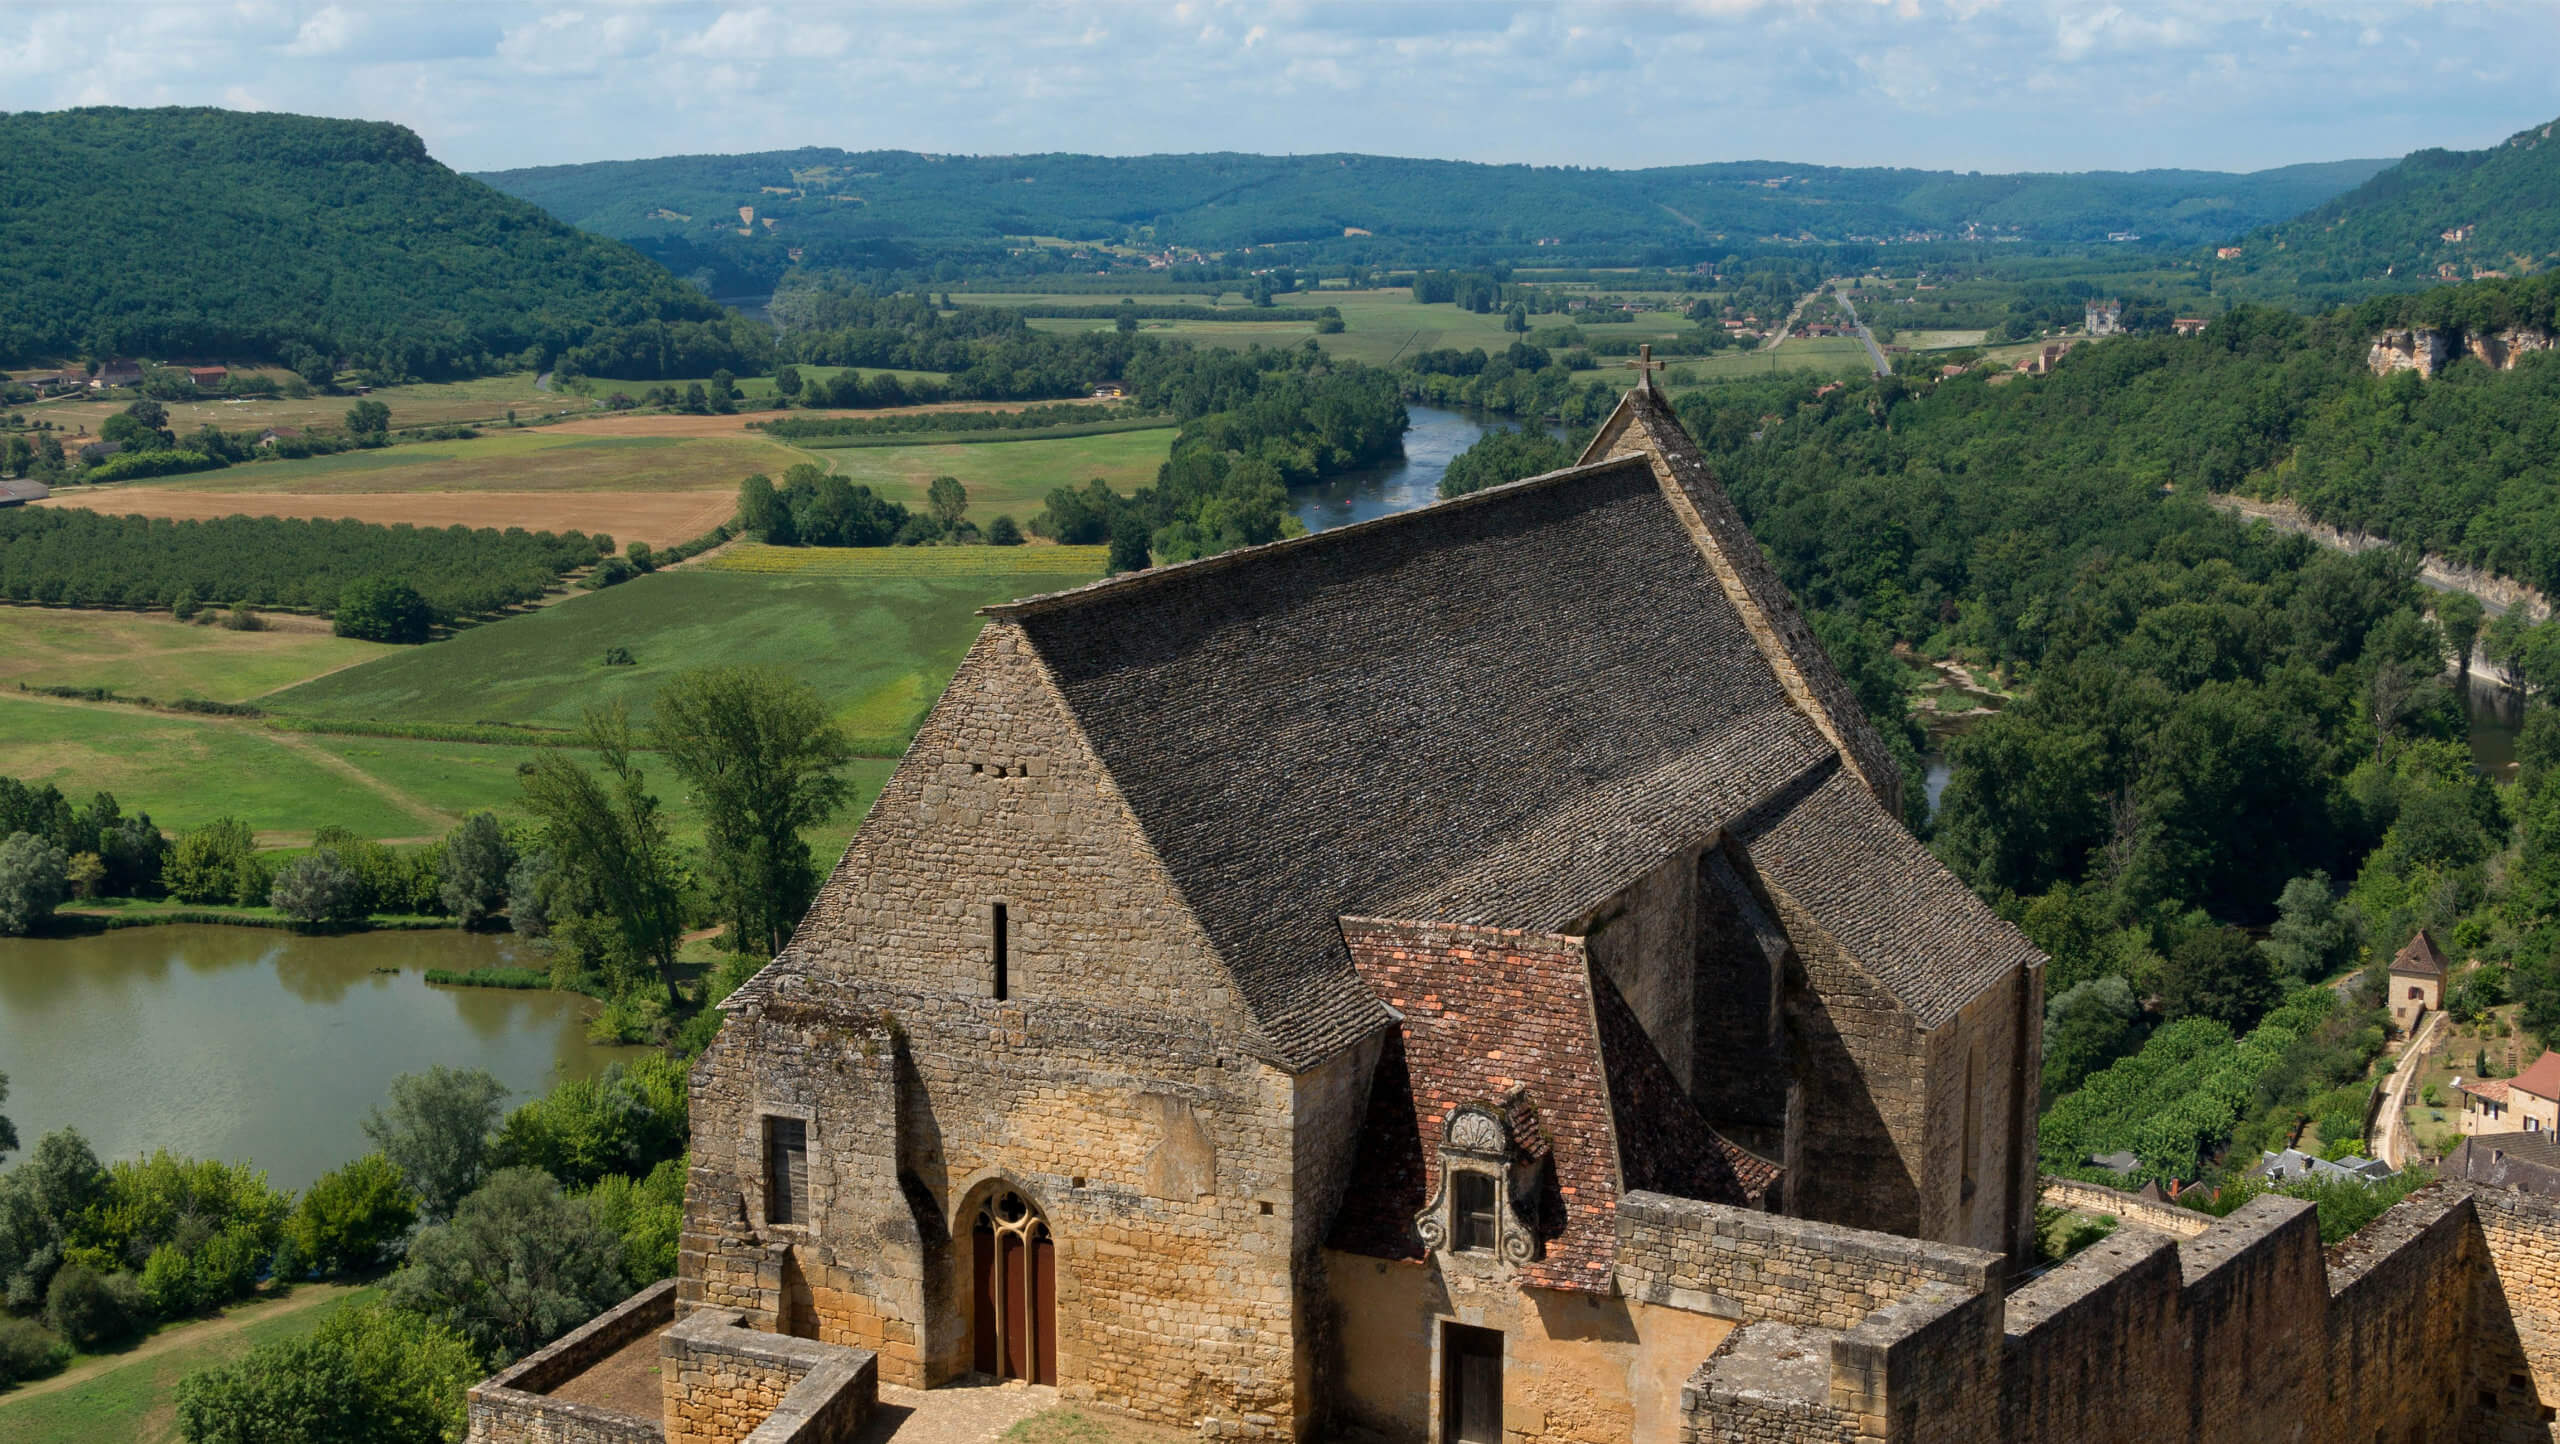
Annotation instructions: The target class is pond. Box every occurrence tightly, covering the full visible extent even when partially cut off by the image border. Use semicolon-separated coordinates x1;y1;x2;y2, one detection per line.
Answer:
1290;404;1563;533
0;926;640;1190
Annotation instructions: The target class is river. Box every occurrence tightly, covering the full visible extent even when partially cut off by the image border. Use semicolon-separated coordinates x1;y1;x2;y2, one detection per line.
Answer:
0;926;639;1190
1291;403;1561;533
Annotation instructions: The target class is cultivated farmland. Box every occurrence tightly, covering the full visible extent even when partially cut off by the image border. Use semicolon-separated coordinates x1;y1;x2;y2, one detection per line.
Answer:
0;607;390;702
815;427;1174;520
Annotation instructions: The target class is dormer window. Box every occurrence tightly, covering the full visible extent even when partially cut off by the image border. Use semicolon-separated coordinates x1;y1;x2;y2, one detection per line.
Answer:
1416;1103;1542;1268
1453;1172;1498;1253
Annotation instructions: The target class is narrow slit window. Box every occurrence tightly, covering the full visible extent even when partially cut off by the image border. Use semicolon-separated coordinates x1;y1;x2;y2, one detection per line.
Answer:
764;1116;808;1226
992;903;1010;1000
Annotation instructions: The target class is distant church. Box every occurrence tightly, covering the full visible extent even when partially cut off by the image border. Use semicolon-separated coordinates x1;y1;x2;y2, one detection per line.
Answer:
467;382;2056;1443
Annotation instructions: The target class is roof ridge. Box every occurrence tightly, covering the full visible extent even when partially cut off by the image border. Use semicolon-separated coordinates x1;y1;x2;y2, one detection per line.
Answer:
980;452;1654;620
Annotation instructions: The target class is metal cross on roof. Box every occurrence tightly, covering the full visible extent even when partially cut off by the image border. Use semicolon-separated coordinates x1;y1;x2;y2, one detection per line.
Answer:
1625;343;1666;393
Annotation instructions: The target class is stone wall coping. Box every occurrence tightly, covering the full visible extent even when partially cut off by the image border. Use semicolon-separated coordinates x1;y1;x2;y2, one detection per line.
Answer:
2000;1228;2181;1340
1617;1189;2003;1289
668;1309;879;1444
474;1277;677;1400
1690;1319;1840;1408
2327;1182;2475;1295
1836;1280;1978;1367
2173;1193;2317;1291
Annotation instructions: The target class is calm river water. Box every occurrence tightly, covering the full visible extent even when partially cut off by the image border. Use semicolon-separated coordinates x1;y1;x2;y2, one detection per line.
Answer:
0;926;638;1189
1290;403;1561;533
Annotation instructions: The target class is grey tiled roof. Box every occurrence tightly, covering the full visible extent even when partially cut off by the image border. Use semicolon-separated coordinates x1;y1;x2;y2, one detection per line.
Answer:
1002;453;1817;1068
1738;768;2039;1028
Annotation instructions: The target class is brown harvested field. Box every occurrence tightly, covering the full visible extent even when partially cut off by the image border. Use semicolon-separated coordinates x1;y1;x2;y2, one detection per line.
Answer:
543;397;1114;438
36;488;739;548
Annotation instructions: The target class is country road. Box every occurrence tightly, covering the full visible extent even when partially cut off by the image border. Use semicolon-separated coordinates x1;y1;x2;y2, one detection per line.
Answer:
1834;288;1891;376
1763;287;1823;352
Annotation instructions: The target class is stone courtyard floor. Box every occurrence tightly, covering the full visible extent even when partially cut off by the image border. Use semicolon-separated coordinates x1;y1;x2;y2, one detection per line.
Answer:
854;1379;1059;1443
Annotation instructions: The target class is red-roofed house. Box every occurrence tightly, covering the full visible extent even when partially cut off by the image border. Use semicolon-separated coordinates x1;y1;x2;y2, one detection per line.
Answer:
2465;1051;2560;1136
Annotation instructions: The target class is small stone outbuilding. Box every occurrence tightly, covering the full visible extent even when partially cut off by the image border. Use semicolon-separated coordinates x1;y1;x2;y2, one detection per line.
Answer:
2390;929;2447;1031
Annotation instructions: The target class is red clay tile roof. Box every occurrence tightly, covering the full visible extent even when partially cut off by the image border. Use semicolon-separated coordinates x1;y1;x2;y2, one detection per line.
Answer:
2512;1051;2560;1104
2390;931;2447;978
1328;918;1772;1292
2463;1078;2513;1104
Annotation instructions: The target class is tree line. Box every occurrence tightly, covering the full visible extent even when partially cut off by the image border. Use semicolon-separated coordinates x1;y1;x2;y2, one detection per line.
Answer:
0;508;608;620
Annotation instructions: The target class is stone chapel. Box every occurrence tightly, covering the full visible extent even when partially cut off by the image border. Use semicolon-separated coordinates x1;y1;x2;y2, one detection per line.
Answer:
654;380;2043;1441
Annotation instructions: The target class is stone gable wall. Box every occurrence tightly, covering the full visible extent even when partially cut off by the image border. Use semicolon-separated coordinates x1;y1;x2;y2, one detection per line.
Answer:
1917;972;2036;1261
681;626;1311;1437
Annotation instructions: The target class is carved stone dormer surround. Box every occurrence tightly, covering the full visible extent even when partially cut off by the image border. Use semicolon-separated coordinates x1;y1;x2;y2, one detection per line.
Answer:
1414;1102;1543;1269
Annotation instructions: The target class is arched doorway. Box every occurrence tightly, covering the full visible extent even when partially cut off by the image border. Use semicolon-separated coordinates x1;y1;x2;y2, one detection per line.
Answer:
970;1188;1055;1384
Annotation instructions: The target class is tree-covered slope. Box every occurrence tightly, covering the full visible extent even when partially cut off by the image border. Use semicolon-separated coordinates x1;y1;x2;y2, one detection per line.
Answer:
2224;114;2560;304
477;147;2386;291
0;108;746;377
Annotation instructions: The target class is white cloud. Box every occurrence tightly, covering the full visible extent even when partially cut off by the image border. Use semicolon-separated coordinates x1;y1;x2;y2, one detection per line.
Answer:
0;0;2550;173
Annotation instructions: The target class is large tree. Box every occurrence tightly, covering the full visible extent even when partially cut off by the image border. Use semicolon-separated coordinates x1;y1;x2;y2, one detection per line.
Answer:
175;1301;476;1444
651;667;855;957
518;705;687;1000
361;1067;507;1223
389;1168;624;1367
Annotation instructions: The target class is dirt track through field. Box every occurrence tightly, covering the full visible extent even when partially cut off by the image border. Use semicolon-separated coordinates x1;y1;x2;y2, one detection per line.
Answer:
36;489;739;547
0;1283;362;1408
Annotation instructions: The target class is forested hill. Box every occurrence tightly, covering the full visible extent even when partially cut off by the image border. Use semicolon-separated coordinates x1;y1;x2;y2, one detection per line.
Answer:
2224;113;2560;305
0;108;759;379
476;147;2386;291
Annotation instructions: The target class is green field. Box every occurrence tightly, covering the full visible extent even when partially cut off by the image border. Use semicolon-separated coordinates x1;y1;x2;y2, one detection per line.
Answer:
1662;337;1880;388
0;609;391;702
0;696;452;842
269;550;1110;748
130;430;801;495
0;1285;380;1444
34;372;579;437
818;427;1173;520
565;366;950;404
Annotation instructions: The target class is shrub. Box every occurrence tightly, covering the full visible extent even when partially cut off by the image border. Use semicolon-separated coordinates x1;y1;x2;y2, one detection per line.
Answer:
0;1317;69;1384
435;813;513;928
491;1056;687;1190
44;1264;142;1348
168;819;266;905
389;1168;625;1366
986;514;1024;546
602;646;635;667
283;1154;419;1278
334;576;433;644
582;556;636;590
221;603;263;632
270;849;362;927
173;1301;477;1444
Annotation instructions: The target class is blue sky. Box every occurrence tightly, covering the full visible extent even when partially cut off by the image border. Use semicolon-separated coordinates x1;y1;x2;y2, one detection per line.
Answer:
6;1;2557;176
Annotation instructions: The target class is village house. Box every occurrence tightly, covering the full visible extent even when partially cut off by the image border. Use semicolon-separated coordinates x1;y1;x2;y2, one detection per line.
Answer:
2172;317;2210;337
2389;929;2447;1032
188;365;228;390
2083;300;2122;337
2463;1051;2560;1137
90;358;141;389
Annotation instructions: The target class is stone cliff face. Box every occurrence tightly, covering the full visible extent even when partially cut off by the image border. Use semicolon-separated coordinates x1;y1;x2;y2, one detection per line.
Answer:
2368;325;2556;377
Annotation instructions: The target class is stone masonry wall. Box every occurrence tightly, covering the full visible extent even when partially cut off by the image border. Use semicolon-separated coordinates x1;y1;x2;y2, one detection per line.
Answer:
1583;845;1702;1094
1759;886;1929;1239
684;625;1312;1438
1917;972;2036;1261
2471;1186;2560;1442
662;1308;876;1444
467;1280;674;1444
1613;1191;2000;1333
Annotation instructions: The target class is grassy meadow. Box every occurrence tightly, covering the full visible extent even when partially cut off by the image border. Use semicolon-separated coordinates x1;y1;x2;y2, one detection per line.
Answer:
29;372;580;438
269;547;1111;748
0;609;390;702
86;431;796;495
817;426;1174;520
0;1285;379;1444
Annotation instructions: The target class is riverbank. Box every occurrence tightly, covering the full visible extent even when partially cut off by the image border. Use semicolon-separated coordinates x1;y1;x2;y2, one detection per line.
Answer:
2213;494;2553;621
51;898;462;933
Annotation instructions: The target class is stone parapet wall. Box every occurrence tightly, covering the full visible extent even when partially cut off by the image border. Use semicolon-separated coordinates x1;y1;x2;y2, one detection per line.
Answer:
663;1309;876;1444
2036;1178;2209;1238
1683;1324;1855;1444
467;1280;674;1444
1615;1190;1999;1331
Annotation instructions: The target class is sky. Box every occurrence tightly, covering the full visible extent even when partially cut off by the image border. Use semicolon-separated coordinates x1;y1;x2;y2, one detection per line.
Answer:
5;0;2558;177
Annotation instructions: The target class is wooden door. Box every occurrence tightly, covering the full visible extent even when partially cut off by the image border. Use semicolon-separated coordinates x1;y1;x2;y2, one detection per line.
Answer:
1032;1234;1057;1385
972;1223;998;1375
1442;1324;1502;1444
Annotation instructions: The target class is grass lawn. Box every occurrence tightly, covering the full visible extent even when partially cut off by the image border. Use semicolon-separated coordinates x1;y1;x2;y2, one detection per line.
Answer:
267;551;1110;750
0;1284;378;1444
116;431;798;495
818;427;1173;521
0;608;391;702
1002;1407;1196;1443
0;696;446;842
565;367;951;404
